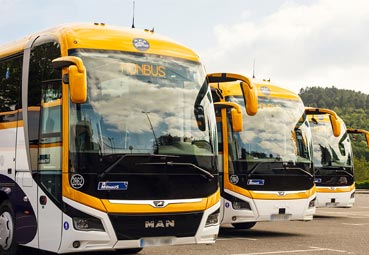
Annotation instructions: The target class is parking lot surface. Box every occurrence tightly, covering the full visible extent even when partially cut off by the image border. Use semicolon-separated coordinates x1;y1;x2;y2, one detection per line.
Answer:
142;192;369;255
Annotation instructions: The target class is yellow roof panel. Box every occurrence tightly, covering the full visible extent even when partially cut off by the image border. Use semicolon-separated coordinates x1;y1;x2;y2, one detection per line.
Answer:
0;23;200;62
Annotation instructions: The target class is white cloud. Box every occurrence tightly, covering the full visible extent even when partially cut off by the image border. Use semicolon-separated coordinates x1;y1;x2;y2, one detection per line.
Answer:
201;0;369;94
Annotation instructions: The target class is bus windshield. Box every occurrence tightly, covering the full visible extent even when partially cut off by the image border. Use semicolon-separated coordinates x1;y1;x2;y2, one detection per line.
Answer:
68;49;216;173
309;115;353;168
228;95;312;164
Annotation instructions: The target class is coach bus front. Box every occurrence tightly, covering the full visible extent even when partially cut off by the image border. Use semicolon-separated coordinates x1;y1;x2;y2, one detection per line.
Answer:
211;80;316;229
57;39;220;253
0;24;221;255
306;108;368;208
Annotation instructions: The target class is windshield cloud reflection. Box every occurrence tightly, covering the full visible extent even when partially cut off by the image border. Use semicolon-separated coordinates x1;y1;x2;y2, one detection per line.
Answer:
69;50;215;155
309;115;352;167
230;96;310;162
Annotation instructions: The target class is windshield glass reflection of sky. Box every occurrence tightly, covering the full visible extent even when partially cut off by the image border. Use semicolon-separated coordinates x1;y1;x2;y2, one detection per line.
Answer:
309;116;352;167
69;50;215;155
228;96;310;162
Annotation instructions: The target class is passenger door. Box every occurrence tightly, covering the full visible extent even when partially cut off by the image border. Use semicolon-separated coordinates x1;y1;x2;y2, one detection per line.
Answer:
28;40;63;252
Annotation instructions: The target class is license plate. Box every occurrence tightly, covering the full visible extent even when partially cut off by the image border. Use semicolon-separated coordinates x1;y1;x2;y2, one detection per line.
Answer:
140;237;174;247
271;214;292;221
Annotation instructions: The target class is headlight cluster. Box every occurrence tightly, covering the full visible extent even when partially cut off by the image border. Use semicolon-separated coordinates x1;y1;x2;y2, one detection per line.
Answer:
73;217;105;232
205;209;220;227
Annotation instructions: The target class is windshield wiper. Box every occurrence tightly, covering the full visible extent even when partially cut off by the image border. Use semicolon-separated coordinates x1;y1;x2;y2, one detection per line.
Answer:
138;161;215;181
248;163;313;178
284;166;314;178
98;153;178;179
142;111;159;153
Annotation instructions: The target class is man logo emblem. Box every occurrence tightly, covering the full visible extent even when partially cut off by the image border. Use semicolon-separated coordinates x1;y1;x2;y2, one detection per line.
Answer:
278;191;286;196
153;201;166;208
133;38;150;51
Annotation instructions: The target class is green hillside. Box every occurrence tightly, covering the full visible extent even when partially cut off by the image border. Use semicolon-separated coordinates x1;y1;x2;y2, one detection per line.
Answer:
299;86;369;183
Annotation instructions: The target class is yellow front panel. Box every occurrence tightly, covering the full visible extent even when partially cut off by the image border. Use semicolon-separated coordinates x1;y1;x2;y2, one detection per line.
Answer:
316;183;355;193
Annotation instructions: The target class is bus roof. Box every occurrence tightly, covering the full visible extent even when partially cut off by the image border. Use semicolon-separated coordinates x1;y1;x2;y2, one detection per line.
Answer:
211;79;300;100
0;23;200;62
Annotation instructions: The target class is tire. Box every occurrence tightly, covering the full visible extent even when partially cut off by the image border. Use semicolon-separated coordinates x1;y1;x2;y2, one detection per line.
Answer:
232;222;257;230
0;200;17;255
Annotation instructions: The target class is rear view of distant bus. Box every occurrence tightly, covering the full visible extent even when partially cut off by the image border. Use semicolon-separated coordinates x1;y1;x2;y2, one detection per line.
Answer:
306;108;369;207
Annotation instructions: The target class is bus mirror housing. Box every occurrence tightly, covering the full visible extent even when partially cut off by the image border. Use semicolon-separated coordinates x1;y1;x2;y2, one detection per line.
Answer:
347;128;369;149
231;108;243;132
305;107;341;137
207;73;258;116
329;115;341;137
214;102;243;132
52;56;87;104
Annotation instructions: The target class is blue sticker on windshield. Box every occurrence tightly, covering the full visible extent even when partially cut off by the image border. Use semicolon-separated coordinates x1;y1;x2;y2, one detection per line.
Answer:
247;179;265;185
314;178;322;183
133;38;150;51
98;181;128;191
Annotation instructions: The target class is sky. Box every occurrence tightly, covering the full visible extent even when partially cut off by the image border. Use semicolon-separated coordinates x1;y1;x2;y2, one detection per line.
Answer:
1;0;369;94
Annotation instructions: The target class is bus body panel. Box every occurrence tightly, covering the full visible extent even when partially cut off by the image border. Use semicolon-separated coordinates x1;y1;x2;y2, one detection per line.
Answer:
14;171;38;249
315;185;355;208
57;198;220;253
0;125;16;181
222;188;315;223
37;187;63;252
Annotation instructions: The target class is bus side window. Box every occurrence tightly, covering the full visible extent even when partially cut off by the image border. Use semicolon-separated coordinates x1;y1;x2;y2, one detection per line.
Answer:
0;55;22;175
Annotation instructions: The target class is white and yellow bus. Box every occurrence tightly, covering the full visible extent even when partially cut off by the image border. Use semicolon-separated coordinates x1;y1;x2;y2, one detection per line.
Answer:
0;23;243;254
306;108;369;208
209;76;316;229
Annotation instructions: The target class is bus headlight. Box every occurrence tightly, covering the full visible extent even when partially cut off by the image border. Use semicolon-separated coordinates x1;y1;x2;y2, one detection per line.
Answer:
205;209;220;227
73;217;105;232
232;198;251;210
308;198;316;208
350;192;355;199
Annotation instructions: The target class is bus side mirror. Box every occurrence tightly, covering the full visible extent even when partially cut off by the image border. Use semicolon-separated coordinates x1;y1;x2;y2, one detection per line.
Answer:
347;128;369;149
52;56;87;104
240;80;258;116
231;108;243;132
207;73;258;116
329;115;341;137
305;107;341;137
214;102;243;132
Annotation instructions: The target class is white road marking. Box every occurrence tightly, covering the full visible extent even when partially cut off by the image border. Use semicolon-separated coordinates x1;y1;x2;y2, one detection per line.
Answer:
231;246;349;255
342;222;369;226
217;237;258;241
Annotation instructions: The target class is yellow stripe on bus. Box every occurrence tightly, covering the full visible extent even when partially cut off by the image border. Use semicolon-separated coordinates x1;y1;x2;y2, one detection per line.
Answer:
62;173;107;212
225;180;316;200
0;120;23;129
316;184;355;193
248;186;316;200
101;190;219;214
29;142;62;148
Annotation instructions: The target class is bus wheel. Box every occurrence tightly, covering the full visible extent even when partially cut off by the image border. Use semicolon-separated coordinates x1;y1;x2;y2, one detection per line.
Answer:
232;222;256;229
115;248;143;254
0;200;17;255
